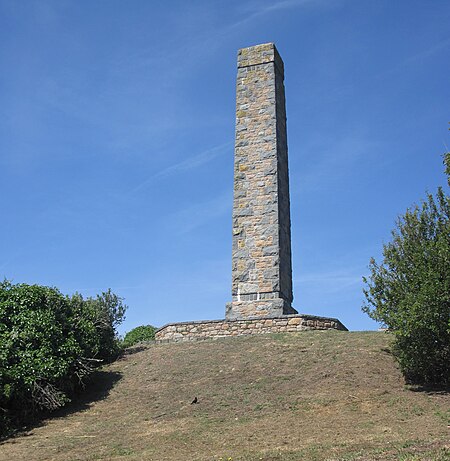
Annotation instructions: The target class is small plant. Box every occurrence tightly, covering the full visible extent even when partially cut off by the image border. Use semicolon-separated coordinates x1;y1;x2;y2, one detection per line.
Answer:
122;324;157;348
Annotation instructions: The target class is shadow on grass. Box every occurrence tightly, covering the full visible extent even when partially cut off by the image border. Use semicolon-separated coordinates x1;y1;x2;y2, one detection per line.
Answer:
1;370;122;443
59;369;123;416
122;344;151;356
406;383;449;395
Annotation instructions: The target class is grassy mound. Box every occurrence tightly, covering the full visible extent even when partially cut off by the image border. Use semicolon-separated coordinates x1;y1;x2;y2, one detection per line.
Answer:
0;331;448;460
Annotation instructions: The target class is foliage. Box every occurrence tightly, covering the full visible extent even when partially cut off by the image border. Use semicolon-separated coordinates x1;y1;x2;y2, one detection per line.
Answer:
362;154;450;386
69;289;127;362
122;325;157;348
0;282;127;437
445;151;450;184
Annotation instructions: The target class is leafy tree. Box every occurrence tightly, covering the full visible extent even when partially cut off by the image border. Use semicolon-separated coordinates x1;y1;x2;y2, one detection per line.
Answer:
0;281;127;438
362;154;450;386
122;325;157;348
69;289;127;362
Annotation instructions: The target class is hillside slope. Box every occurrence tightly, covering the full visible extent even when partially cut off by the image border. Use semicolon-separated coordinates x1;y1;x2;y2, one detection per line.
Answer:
0;331;448;461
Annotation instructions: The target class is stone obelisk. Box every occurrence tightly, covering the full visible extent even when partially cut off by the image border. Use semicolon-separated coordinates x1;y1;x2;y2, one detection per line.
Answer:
226;43;297;320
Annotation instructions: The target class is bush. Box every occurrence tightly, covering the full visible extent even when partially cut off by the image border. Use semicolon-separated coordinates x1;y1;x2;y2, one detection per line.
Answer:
362;155;450;386
0;281;127;438
122;325;157;348
69;289;126;362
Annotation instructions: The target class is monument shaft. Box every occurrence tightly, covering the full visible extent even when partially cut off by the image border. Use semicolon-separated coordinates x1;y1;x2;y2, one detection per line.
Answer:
155;43;348;342
226;43;297;320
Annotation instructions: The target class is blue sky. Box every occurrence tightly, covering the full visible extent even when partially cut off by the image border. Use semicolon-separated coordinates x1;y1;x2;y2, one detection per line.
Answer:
1;0;449;333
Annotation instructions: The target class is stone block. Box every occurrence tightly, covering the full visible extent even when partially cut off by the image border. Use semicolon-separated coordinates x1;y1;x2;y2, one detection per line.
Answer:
288;317;301;325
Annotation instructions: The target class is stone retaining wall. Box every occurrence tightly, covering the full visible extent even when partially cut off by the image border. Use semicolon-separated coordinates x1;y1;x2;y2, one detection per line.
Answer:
155;314;347;343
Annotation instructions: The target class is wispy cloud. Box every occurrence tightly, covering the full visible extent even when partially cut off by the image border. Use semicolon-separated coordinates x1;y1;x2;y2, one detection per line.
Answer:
0;250;25;275
232;0;339;30
246;0;335;15
375;36;450;80
291;133;380;193
60;284;144;295
294;269;362;294
130;141;232;194
165;189;232;234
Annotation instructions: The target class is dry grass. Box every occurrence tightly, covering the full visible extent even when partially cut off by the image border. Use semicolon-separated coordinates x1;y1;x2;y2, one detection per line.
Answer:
0;331;448;461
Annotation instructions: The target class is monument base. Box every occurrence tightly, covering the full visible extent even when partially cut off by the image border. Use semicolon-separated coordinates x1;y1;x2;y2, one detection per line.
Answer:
225;298;297;320
155;314;347;343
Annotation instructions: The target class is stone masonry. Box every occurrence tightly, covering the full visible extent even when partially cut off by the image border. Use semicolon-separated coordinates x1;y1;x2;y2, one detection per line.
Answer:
225;43;297;320
155;315;347;343
154;43;348;343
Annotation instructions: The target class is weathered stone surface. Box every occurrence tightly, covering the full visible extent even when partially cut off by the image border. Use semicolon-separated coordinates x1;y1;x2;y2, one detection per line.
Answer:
155;315;348;343
152;44;348;344
288;317;301;325
227;43;295;320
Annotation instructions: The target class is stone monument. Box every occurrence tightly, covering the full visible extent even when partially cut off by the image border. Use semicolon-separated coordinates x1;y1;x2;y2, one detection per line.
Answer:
226;43;297;320
154;43;347;342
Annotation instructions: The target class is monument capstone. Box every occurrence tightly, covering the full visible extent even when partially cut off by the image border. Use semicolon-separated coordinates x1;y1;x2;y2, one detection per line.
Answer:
155;43;347;342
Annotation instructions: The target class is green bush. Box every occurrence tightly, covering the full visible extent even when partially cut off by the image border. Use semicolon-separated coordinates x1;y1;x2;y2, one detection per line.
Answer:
69;289;126;362
362;154;450;386
122;325;157;348
0;281;127;438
